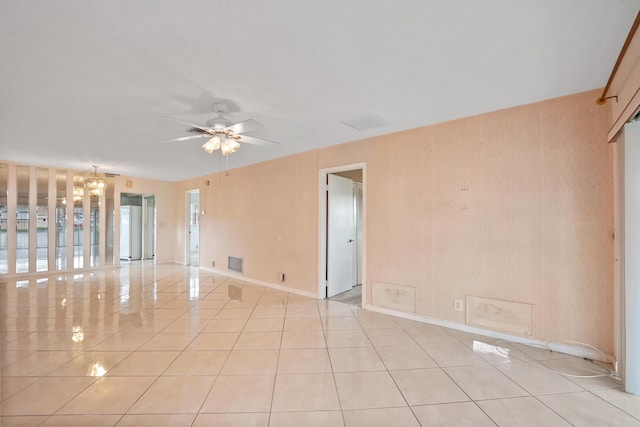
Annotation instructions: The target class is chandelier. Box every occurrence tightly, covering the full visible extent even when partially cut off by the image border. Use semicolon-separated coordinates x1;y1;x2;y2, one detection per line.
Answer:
85;165;106;197
73;177;84;202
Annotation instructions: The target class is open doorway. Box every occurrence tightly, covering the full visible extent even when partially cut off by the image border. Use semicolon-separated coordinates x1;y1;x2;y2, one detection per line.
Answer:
186;189;200;266
120;193;155;261
319;163;366;307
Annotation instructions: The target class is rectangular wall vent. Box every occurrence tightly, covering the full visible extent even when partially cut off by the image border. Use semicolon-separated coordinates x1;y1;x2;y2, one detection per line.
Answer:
466;295;534;337
228;256;243;273
371;281;416;313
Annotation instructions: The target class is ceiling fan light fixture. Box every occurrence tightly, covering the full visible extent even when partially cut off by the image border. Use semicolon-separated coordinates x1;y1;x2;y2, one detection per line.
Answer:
166;102;279;158
220;139;234;156
220;137;241;156
229;139;240;152
202;135;221;153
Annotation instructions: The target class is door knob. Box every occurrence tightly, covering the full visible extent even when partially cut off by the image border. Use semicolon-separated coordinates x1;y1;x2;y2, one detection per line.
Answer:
347;239;354;243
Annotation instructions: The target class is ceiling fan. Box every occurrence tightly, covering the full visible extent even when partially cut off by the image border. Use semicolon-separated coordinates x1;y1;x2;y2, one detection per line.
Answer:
165;103;279;156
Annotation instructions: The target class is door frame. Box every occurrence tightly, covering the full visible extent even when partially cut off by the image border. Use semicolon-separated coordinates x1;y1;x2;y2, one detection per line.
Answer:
141;195;156;260
118;192;155;263
614;120;640;394
185;189;200;266
318;162;367;305
326;173;356;298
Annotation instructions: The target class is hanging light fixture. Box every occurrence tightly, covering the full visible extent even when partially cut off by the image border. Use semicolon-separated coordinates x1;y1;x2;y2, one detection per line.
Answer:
85;165;106;197
166;102;280;159
219;137;241;156
72;176;84;202
201;133;241;157
202;135;221;154
73;187;84;201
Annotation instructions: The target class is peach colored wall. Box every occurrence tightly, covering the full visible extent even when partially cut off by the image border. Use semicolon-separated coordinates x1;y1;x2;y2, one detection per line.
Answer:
177;89;614;352
365;90;613;351
177;151;321;293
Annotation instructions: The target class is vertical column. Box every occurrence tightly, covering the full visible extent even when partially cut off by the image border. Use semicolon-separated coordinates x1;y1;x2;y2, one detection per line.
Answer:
66;171;74;270
7;163;16;274
28;166;37;272
99;192;106;266
114;181;120;264
83;188;90;268
48;168;56;271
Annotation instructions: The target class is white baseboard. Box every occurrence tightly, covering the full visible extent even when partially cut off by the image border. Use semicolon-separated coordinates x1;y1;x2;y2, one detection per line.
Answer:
199;266;318;299
194;264;615;365
364;304;615;364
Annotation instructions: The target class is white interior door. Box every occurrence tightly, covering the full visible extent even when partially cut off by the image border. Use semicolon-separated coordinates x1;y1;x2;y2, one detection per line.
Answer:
619;120;640;395
354;182;363;286
186;190;199;266
327;174;355;297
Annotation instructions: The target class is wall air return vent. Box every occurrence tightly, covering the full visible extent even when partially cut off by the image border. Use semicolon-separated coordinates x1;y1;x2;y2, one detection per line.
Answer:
228;256;243;273
466;295;534;337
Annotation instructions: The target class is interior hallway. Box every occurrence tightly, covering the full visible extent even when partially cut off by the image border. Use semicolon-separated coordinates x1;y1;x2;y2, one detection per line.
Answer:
1;264;639;426
329;285;362;307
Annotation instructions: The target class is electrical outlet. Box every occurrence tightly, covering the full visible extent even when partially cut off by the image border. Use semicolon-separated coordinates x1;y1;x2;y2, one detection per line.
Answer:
454;299;464;312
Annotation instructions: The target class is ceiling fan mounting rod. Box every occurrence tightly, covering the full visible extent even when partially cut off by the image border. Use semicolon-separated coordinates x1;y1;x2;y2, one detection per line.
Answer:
212;102;228;115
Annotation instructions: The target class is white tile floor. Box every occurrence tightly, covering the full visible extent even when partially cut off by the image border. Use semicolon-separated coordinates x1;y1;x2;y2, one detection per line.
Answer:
1;263;640;426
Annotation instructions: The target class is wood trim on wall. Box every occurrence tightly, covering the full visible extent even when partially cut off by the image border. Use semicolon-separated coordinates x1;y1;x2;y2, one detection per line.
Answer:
599;12;640;105
600;11;640;142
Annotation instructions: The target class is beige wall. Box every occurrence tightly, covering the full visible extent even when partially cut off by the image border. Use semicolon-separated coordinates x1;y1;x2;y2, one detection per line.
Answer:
177;151;321;292
177;89;614;352
366;90;613;351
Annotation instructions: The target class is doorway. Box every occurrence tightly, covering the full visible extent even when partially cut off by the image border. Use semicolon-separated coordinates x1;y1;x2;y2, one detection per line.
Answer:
120;193;155;261
186;190;200;266
319;163;366;306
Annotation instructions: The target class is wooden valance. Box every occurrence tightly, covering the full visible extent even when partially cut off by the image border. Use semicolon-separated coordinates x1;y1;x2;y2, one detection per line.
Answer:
599;12;640;142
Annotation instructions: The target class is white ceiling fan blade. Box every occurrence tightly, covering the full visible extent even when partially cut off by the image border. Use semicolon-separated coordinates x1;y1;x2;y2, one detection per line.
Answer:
162;116;215;133
226;119;262;135
235;134;280;147
163;134;210;142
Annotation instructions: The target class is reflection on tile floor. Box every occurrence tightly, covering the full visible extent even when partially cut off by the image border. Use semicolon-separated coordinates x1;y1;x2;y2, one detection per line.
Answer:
1;263;639;426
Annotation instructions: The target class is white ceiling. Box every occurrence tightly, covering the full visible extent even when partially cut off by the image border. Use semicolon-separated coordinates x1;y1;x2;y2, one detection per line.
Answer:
1;1;638;181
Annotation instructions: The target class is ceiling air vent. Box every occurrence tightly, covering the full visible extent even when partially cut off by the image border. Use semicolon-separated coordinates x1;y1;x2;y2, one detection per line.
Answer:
342;113;389;131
